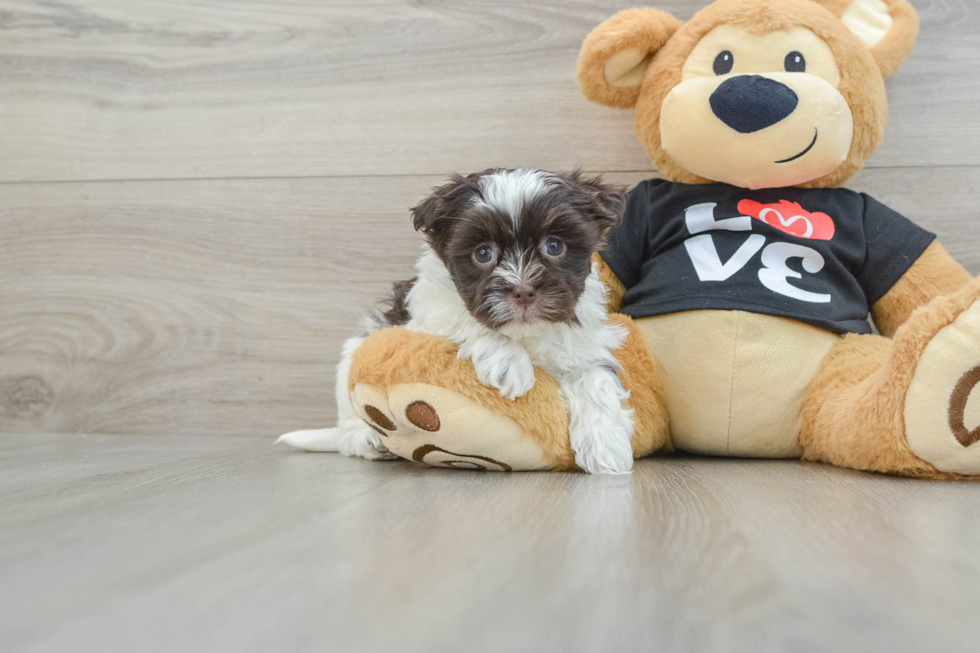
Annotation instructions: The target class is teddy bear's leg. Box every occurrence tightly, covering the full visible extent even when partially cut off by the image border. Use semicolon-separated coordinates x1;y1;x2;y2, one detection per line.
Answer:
346;316;670;471
800;278;980;479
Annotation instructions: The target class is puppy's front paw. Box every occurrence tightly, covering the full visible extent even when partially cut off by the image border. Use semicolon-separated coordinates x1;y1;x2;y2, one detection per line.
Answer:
353;435;400;461
470;336;536;400
338;419;400;460
573;423;634;474
567;393;635;474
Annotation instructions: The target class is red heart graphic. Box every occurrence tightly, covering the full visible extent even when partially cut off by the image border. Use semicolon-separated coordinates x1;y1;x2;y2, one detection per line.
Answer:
737;199;836;241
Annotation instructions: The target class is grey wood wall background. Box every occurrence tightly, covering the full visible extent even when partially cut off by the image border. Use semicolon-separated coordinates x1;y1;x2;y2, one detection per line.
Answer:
1;0;978;438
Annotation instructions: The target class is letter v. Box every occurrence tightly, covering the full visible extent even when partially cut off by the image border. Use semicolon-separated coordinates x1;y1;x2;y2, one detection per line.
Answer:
684;234;766;282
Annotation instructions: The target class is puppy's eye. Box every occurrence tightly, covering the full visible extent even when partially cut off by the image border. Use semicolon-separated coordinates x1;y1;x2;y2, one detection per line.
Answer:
543;237;564;257
785;51;806;73
473;245;496;266
713;51;734;75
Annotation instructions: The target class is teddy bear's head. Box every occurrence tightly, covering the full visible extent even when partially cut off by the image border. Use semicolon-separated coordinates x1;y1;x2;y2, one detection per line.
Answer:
577;0;919;189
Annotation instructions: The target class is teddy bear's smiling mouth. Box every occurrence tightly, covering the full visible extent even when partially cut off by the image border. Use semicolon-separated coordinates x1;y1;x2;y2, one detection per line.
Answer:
775;128;819;164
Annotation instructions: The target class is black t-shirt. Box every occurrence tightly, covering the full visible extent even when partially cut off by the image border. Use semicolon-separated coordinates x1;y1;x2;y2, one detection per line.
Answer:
600;179;935;335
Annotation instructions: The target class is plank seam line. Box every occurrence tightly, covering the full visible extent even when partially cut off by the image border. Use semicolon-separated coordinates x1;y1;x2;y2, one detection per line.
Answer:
0;165;977;186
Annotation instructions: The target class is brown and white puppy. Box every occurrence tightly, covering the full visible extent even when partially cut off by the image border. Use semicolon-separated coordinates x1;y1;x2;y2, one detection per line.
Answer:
278;168;637;474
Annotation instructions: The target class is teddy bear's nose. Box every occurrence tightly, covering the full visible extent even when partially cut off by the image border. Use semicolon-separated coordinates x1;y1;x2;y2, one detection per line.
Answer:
710;75;799;134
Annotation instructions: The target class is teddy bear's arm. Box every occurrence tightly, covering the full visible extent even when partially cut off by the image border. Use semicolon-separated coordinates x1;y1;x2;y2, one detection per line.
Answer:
870;241;973;337
593;252;626;313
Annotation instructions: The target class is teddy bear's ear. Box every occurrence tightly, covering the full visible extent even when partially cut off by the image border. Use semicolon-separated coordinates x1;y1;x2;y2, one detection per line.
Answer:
814;0;919;77
576;9;683;109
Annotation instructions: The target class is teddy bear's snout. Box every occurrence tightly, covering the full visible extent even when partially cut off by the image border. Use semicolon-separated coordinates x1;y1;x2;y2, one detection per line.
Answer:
709;75;799;134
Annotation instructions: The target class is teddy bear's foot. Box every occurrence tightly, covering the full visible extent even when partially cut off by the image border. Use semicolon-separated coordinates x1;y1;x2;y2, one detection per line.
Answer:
348;381;552;471
802;278;980;479
905;293;980;475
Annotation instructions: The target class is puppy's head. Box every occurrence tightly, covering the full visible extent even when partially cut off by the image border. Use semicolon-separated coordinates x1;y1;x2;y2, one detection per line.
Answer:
412;169;625;328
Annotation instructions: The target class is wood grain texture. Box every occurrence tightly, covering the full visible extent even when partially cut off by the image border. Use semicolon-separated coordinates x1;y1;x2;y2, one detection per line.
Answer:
0;0;978;182
2;433;980;652
2;169;979;437
0;175;422;436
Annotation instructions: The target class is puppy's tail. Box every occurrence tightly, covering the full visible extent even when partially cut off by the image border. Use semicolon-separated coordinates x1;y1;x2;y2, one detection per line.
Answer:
275;428;339;452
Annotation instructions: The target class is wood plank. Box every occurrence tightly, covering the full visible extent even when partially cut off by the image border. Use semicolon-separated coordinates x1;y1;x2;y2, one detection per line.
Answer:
3;433;980;652
0;175;423;437
0;0;978;182
1;168;978;438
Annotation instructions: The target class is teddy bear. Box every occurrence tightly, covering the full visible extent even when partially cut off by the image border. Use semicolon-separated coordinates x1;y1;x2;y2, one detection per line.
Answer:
340;0;980;478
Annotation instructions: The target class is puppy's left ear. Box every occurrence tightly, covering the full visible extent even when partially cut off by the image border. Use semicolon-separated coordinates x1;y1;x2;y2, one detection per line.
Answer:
813;0;919;77
563;171;628;237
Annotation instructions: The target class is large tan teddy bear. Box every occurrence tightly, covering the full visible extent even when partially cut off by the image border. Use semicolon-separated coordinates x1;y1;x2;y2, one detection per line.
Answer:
344;0;980;478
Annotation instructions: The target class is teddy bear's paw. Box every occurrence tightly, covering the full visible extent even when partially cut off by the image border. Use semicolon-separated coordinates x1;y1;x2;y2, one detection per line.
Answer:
350;382;552;471
905;298;980;475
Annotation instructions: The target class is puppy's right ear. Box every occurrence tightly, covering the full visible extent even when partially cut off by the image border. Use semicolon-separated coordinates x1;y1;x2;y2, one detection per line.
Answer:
411;173;479;251
410;195;445;234
576;9;682;109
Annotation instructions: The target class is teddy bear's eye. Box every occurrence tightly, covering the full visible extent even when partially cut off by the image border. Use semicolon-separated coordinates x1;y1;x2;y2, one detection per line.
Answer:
713;50;734;75
785;51;806;72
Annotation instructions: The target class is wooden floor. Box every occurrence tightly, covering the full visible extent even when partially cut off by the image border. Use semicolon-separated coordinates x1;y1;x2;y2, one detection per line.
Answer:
3;2;980;650
2;433;980;653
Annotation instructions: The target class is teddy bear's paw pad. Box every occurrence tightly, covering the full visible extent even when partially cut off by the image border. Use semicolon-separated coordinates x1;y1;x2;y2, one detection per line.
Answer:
363;405;395;434
411;445;513;472
355;382;552;471
905;300;980;474
350;383;400;439
404;400;440;432
950;366;980;447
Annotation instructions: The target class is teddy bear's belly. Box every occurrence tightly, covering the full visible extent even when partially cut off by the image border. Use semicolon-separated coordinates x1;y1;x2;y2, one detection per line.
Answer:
635;310;841;458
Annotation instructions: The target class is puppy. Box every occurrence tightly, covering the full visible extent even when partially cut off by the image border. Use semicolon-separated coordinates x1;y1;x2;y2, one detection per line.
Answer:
278;168;636;474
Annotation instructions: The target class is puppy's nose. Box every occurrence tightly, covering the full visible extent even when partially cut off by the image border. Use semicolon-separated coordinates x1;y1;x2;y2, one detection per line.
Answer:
709;75;799;134
512;286;536;307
